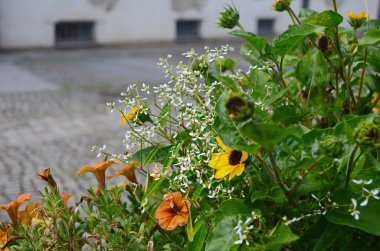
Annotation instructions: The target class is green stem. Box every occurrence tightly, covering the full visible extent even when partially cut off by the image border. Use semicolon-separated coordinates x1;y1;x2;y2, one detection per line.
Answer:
357;47;369;112
345;144;360;188
267;150;290;195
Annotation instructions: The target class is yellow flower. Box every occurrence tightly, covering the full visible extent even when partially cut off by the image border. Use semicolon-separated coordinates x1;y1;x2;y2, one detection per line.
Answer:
77;159;120;187
347;11;368;28
120;105;140;125
208;137;248;180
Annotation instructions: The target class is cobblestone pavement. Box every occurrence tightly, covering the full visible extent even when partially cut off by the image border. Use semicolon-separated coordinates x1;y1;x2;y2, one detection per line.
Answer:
0;41;242;206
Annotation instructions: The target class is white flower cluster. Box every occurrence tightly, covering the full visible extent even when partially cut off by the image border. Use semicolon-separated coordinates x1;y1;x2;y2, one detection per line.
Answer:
350;179;380;220
234;211;261;246
110;45;238;199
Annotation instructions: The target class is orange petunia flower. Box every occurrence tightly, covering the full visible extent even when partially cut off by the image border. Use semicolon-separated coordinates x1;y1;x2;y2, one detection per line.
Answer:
61;192;72;207
107;161;139;184
77;159;120;187
18;202;43;225
155;192;191;230
0;194;32;224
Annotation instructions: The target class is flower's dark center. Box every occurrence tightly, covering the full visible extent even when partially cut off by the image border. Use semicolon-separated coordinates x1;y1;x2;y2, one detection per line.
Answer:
229;150;242;165
367;128;379;141
318;36;329;53
226;97;245;116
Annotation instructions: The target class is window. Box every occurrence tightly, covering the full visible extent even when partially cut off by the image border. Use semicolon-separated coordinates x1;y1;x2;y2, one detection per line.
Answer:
257;19;275;38
55;21;95;47
176;20;201;41
302;0;310;9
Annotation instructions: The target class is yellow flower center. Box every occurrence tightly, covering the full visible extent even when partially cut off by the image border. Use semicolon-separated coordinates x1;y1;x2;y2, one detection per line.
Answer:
229;150;242;165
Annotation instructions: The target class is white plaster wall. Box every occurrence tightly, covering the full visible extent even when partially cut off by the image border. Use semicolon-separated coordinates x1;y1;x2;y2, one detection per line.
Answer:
0;0;378;49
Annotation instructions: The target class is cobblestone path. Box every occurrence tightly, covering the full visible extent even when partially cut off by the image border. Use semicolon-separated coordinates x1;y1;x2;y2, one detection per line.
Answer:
0;87;126;204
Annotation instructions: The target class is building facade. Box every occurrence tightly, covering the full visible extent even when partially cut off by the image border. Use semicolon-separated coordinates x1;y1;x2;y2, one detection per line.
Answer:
0;0;378;49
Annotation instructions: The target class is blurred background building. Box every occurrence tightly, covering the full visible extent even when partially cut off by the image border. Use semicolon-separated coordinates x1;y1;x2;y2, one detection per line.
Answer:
0;0;378;50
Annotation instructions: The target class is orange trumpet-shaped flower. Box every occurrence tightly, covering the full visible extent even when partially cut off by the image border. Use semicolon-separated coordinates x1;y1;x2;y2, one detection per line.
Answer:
77;159;120;187
155;192;191;230
61;192;72;207
107;161;139;184
0;194;32;224
18;202;43;225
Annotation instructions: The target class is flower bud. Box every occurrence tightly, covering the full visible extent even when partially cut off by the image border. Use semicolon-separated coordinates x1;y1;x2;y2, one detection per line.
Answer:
218;5;240;29
37;168;57;188
318;35;333;56
136;105;153;124
374;117;380;125
347;11;368;29
353;122;380;147
272;0;292;12
320;135;344;157
225;92;254;121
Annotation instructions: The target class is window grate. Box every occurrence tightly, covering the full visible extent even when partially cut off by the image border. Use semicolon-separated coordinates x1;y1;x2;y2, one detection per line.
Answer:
257;19;275;38
55;22;95;47
302;0;310;9
176;20;201;41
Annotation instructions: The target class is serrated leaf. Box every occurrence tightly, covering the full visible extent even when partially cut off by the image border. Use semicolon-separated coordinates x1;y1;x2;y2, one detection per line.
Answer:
359;30;380;46
205;215;240;251
296;50;329;88
230;30;267;52
305;10;343;27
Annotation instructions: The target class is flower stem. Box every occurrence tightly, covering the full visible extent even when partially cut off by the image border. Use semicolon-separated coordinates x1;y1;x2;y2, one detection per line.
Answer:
345;144;360;188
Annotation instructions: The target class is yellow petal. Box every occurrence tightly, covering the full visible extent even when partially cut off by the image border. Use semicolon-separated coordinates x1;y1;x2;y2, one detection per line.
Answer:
215;166;233;179
229;164;245;180
216;137;233;152
208;153;229;169
241;151;249;163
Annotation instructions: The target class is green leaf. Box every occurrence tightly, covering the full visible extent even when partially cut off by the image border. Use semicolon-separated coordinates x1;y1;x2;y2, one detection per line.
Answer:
214;199;251;223
215;75;239;92
205;215;240;251
240;121;298;149
213;115;258;153
272;105;306;125
230;30;267;52
326;189;380;236
299;218;342;251
240;43;262;66
128;145;173;164
273;24;324;56
359;30;380;46
262;81;294;105
305;10;343;28
158;102;171;128
367;49;380;72
188;221;208;251
296;50;329;88
259;223;299;250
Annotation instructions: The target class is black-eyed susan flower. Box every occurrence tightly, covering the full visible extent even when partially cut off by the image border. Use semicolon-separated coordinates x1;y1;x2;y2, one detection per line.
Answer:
347;11;368;28
77;159;119;187
120;105;140;125
208;137;248;180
